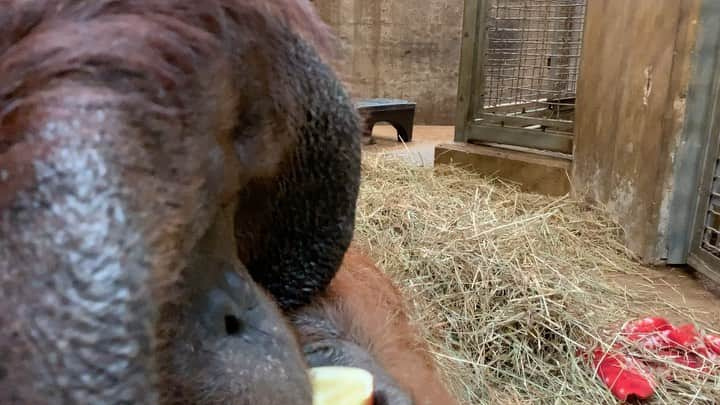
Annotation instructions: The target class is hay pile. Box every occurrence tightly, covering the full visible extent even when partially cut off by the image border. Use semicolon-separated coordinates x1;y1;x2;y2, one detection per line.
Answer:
354;156;720;404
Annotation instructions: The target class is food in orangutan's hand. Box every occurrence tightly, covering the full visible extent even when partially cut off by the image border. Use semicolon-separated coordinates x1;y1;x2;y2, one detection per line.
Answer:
310;366;374;405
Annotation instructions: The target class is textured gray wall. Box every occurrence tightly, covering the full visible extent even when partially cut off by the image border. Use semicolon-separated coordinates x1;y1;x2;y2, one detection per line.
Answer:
313;0;464;125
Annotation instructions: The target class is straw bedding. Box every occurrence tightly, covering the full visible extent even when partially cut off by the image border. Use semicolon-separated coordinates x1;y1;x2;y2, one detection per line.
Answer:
353;156;720;404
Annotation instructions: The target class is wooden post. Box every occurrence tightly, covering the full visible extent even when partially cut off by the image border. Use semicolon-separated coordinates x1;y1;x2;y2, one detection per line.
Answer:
454;0;489;142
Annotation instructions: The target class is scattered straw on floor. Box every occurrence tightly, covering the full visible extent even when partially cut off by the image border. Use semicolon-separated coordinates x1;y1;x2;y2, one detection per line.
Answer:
354;156;720;404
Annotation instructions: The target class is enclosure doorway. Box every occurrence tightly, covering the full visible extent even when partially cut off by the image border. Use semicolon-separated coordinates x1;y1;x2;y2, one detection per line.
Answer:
686;49;720;284
455;0;587;155
661;0;720;283
689;142;720;285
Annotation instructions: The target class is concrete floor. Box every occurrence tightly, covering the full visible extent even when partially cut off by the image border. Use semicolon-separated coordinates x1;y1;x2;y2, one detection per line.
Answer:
363;125;454;166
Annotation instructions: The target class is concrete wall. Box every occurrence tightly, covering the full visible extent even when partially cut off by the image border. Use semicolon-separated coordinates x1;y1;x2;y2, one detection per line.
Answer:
313;0;464;125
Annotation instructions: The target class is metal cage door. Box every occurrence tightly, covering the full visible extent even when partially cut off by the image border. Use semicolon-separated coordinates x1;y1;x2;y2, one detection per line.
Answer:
455;0;587;154
689;129;720;285
675;0;720;283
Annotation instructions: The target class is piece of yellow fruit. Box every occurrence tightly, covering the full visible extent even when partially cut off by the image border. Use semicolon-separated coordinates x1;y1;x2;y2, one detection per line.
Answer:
309;366;374;405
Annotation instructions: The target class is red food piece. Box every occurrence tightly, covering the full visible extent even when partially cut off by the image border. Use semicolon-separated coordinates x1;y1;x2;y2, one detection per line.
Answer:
592;349;655;401
666;352;705;369
704;335;720;356
635;330;672;351
587;318;720;400
666;324;699;348
623;317;672;339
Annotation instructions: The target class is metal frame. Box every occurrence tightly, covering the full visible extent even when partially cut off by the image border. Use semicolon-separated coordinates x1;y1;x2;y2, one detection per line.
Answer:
688;76;720;284
455;0;488;143
666;0;720;283
454;0;585;154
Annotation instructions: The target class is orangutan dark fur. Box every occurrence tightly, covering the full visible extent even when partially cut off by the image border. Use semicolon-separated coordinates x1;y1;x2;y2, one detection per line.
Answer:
0;0;362;403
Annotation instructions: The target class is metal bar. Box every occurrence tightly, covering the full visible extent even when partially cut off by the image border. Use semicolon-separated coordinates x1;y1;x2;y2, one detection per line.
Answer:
467;122;573;154
484;52;582;58
489;40;584;45
483;100;549;114
689;251;720;285
491;28;585;33
470;0;492;117
486;100;577;110
486;57;582;62
482;100;576;113
490;3;586;8
477;113;574;132
666;0;720;264
490;6;586;11
492;16;585;21
454;0;483;142
483;75;581;83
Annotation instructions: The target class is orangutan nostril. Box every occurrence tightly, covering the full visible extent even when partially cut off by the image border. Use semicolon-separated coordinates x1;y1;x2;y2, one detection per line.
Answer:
224;314;243;336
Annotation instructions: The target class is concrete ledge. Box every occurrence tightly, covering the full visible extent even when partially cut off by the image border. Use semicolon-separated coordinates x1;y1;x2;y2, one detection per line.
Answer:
434;142;572;196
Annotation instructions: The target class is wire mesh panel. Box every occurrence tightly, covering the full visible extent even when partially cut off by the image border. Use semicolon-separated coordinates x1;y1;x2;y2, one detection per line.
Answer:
481;0;586;126
698;158;720;258
690;145;720;284
455;0;587;153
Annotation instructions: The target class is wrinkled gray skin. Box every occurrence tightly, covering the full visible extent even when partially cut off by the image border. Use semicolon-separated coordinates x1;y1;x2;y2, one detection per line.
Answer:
164;259;311;405
156;207;312;405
